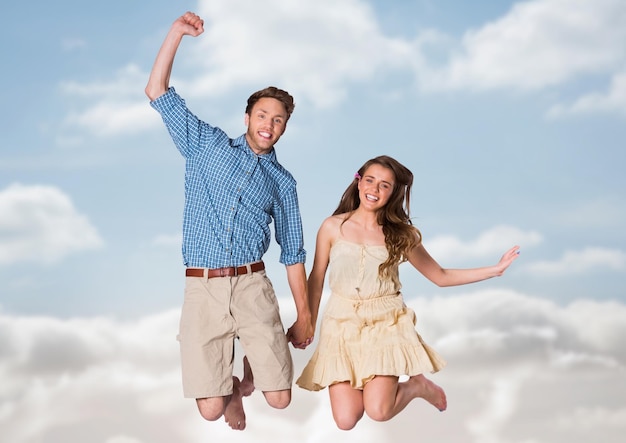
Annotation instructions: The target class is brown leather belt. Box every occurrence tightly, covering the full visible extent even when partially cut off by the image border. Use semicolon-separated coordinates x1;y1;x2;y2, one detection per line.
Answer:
185;261;265;278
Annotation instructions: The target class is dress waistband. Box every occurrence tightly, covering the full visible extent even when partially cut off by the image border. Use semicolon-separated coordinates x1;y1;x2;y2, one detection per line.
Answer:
333;290;401;301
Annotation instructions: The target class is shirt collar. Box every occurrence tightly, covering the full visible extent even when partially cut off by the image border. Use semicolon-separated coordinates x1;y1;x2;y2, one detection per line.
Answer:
233;134;278;164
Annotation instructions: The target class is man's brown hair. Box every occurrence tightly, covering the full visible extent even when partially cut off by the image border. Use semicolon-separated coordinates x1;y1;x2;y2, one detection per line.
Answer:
246;86;295;120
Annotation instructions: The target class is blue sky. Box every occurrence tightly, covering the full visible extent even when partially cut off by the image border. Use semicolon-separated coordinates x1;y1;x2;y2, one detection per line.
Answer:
1;1;625;442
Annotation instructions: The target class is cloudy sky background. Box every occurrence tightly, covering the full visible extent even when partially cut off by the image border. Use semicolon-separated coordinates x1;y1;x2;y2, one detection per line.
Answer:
1;0;625;442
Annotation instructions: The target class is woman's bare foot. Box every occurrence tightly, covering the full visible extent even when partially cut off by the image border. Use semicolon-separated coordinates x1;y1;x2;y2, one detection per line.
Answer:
408;374;447;411
240;356;255;397
224;377;246;430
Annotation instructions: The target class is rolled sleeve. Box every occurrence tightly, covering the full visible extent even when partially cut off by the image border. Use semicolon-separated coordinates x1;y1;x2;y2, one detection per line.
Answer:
274;185;306;266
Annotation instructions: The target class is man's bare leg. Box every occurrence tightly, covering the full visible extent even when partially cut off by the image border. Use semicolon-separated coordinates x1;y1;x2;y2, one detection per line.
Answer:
240;356;254;397
196;395;228;422
262;388;291;409
224;376;246;430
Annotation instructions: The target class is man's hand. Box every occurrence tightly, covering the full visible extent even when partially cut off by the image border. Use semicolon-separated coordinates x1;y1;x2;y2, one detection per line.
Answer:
175;11;204;37
286;318;314;350
284;263;313;349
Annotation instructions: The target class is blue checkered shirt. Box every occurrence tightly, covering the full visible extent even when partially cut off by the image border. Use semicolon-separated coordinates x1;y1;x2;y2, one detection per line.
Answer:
151;88;306;268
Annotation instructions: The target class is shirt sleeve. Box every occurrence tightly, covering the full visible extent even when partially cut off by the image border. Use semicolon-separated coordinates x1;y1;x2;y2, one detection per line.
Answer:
150;87;212;159
273;184;306;266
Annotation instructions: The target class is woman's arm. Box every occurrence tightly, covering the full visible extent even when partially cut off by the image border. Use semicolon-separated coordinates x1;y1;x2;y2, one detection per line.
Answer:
408;242;520;287
307;217;337;328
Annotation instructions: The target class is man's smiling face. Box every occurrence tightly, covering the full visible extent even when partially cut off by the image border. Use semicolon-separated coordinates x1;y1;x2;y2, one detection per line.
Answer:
244;97;288;155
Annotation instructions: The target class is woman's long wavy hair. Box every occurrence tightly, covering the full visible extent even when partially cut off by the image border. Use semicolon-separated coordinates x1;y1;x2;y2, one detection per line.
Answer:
333;155;422;278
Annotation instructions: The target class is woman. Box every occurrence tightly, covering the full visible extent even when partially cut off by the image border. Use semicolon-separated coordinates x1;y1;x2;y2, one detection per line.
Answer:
296;155;520;430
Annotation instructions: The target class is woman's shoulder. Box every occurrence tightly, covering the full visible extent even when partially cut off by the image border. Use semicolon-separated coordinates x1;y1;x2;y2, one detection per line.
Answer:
321;213;352;230
318;214;340;233
317;213;349;242
328;212;350;223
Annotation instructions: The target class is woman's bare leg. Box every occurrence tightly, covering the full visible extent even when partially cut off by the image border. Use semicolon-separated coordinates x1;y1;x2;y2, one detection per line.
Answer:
329;382;365;430
363;374;446;422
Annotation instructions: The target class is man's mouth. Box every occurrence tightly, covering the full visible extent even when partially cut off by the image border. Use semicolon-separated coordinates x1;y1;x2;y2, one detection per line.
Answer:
258;131;272;140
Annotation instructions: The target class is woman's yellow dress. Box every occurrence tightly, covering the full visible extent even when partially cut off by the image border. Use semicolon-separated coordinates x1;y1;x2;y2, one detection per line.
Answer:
296;240;446;391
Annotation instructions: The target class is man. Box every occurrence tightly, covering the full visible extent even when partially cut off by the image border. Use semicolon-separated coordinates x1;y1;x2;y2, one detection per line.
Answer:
145;11;313;431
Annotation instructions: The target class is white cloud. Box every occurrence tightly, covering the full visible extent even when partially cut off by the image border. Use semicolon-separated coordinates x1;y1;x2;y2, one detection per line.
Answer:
524;247;626;275
465;367;535;443
64;100;156;137
548;70;626;118
404;290;625;443
60;64;146;99
58;0;412;138
60;0;626;139
191;0;626;106
550;350;621;370
423;225;542;261
105;437;144;443
0;309;187;443
555;407;626;431
60;64;157;137
562;299;626;354
419;0;626;92
0;291;624;443
192;0;412;108
0;183;104;265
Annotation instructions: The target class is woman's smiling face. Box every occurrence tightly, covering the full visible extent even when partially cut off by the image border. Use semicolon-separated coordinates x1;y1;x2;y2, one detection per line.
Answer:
358;163;396;210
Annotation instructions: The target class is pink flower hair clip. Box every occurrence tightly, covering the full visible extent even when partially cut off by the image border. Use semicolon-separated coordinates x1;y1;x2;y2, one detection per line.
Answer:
354;172;361;180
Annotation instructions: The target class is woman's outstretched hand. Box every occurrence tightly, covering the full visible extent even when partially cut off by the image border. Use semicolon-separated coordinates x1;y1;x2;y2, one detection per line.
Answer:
495;245;521;275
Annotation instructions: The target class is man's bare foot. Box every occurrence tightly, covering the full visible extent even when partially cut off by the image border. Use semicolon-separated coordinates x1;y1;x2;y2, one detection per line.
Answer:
408;374;447;411
240;356;255;397
224;377;246;431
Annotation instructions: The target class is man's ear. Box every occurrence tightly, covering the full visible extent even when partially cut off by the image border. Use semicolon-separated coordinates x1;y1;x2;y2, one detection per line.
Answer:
244;113;250;126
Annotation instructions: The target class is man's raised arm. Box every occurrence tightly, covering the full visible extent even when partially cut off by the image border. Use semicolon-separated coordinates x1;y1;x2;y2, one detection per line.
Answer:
145;12;204;101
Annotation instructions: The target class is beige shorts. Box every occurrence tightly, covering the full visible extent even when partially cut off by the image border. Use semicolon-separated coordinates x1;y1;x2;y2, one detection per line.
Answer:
178;268;293;398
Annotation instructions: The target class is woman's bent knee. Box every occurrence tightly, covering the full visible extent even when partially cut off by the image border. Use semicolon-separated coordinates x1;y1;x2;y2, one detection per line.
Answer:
365;405;393;422
333;412;362;430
